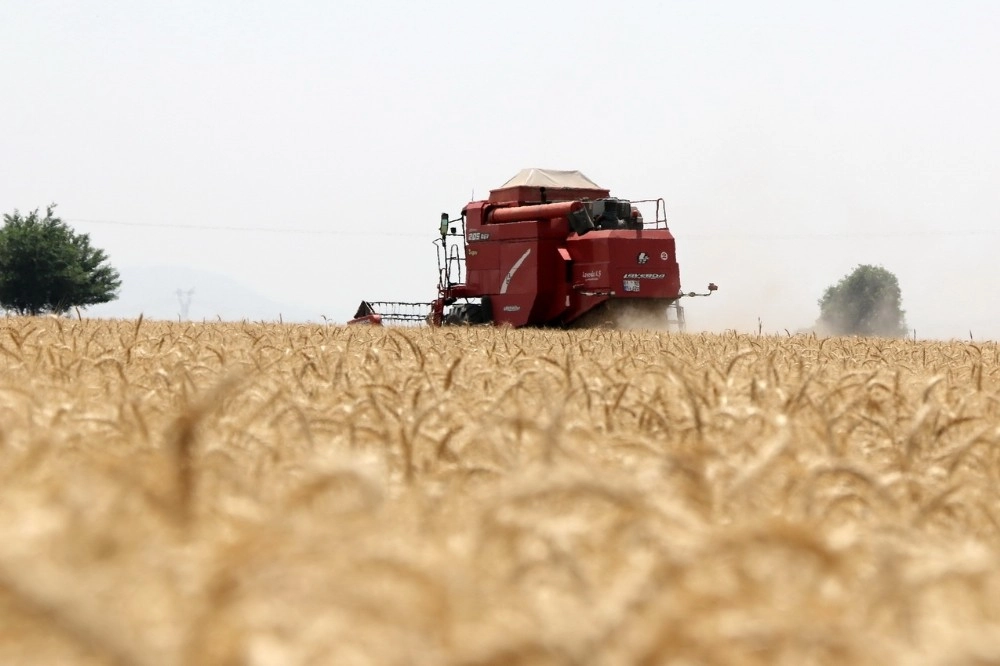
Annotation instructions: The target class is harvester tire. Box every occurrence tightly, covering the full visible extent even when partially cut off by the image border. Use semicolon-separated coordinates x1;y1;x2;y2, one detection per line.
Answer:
443;303;490;326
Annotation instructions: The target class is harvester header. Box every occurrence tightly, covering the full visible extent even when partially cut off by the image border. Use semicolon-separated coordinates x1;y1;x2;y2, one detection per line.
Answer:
350;168;715;329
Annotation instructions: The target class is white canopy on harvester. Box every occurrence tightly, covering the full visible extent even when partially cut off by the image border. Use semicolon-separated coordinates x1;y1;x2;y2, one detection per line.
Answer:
498;168;604;190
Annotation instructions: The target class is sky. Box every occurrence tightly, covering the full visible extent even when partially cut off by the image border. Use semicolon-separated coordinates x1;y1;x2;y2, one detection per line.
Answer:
2;1;998;339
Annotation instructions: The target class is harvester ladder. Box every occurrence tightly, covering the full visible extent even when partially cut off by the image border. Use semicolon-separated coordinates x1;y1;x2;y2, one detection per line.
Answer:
443;243;464;287
435;216;466;292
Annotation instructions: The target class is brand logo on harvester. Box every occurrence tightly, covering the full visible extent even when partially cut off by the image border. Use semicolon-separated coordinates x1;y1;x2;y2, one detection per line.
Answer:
623;273;666;280
582;270;602;280
637;252;650;265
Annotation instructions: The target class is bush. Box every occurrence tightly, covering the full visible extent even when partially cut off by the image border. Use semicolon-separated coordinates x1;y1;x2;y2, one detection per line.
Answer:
817;264;906;337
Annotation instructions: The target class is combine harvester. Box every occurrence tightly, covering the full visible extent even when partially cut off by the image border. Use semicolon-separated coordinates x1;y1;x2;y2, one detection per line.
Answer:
350;169;716;330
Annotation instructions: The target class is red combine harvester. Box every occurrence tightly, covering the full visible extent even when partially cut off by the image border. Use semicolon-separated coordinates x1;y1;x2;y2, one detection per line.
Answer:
350;169;716;330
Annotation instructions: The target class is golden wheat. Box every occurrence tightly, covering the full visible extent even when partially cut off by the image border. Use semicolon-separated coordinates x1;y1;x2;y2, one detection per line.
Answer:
1;318;999;665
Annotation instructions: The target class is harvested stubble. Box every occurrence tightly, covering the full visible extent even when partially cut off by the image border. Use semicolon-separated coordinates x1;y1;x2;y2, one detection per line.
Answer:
2;318;1000;665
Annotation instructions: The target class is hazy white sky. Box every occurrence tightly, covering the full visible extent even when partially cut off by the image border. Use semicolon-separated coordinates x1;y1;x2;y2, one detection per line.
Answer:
2;1;998;338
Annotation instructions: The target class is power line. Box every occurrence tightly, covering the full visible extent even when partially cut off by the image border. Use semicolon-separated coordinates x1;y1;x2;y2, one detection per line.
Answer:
67;217;429;238
67;217;999;241
684;229;1000;241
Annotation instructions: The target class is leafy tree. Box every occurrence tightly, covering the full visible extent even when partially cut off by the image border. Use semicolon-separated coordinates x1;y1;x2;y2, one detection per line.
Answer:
0;205;121;316
817;264;907;337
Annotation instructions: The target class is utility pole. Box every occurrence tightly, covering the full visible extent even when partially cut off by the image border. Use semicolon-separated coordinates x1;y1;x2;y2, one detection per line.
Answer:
176;288;195;321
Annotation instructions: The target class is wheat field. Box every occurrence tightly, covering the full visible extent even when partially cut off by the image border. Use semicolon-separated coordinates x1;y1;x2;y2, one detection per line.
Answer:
1;318;999;665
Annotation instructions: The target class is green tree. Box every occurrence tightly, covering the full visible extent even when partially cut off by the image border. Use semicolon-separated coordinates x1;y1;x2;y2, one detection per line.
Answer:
817;264;907;337
0;205;121;316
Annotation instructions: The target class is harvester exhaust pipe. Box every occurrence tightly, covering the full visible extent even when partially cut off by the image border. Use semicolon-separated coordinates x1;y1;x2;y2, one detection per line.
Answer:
489;201;595;236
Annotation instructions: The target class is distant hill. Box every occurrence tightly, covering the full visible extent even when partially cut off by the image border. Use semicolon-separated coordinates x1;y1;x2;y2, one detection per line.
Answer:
86;265;317;322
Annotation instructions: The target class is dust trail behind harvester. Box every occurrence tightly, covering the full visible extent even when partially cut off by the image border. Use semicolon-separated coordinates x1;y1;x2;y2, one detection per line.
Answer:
568;300;683;332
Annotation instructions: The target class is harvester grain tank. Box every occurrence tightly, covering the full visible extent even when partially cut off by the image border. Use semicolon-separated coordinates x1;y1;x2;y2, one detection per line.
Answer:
350;169;715;329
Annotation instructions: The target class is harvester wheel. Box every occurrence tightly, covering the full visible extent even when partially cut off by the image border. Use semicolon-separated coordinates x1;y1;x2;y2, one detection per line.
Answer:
443;303;490;326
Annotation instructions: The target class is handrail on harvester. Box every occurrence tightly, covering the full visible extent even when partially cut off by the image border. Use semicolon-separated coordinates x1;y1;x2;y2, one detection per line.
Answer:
626;198;670;230
434;213;466;294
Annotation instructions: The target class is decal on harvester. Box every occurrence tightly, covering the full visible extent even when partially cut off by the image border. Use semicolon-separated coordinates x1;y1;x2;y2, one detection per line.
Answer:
623;273;666;280
499;249;532;294
503;305;521;312
468;231;491;242
637;252;650;265
623;280;640;292
660;251;669;261
582;270;602;281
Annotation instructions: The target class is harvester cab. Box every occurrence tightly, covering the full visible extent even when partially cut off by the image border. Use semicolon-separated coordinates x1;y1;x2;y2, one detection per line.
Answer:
349;168;716;329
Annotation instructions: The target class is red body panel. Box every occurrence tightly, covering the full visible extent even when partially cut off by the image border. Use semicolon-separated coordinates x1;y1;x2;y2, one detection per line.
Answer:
449;190;682;327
